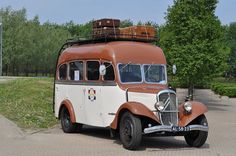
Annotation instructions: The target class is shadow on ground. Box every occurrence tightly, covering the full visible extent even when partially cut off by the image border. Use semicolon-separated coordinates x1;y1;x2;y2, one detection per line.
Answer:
72;125;209;151
77;125;111;140
140;137;209;151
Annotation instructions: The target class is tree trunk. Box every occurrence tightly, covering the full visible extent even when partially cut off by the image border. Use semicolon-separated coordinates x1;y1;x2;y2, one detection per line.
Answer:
16;67;19;76
35;69;38;77
188;84;194;101
5;64;8;76
12;63;15;76
24;62;29;77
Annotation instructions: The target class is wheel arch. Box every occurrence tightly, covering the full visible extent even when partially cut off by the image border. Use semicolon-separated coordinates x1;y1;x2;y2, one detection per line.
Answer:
58;99;76;123
110;102;160;130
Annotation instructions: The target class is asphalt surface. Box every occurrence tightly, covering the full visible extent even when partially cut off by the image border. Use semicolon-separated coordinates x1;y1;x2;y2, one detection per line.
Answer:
0;85;236;156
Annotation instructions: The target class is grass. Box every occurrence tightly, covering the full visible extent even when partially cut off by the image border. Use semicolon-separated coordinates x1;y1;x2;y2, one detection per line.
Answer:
0;78;58;129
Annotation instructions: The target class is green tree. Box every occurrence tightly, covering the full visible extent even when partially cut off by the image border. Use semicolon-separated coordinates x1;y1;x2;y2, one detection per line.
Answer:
63;21;92;39
120;19;133;28
226;22;236;77
77;21;93;39
0;7;27;75
160;0;229;97
0;7;71;76
40;22;71;75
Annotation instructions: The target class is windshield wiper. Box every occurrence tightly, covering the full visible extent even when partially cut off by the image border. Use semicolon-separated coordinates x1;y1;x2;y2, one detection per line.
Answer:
120;61;132;71
144;64;153;75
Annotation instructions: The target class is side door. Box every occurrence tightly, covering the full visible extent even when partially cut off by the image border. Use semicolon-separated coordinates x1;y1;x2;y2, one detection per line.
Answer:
68;61;86;123
100;62;118;126
84;60;104;126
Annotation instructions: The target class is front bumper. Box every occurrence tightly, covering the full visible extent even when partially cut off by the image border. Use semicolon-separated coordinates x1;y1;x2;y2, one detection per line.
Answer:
144;124;209;134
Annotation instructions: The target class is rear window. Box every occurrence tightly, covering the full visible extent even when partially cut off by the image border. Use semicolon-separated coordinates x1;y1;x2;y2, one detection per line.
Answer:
59;64;67;80
69;61;84;81
104;62;115;81
87;61;100;80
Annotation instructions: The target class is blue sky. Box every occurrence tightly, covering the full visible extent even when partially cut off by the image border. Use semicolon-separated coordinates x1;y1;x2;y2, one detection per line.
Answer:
0;0;235;25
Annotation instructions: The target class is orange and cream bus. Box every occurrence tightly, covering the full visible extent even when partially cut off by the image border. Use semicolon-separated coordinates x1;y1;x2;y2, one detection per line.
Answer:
53;22;208;150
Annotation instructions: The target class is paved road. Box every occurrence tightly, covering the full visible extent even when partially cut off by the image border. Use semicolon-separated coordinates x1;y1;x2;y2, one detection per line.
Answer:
0;88;236;156
0;76;23;84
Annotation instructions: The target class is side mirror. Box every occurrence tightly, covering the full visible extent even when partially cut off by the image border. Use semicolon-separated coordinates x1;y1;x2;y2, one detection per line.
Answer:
99;65;106;76
172;64;177;75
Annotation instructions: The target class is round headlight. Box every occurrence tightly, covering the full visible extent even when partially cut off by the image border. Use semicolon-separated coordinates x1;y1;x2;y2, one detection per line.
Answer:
155;101;165;111
184;102;192;112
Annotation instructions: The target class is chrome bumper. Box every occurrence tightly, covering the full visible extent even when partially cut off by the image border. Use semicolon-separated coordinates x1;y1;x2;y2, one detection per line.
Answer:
144;125;209;134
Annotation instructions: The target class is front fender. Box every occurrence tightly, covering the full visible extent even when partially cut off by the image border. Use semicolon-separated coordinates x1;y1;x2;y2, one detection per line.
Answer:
178;101;208;127
110;102;160;129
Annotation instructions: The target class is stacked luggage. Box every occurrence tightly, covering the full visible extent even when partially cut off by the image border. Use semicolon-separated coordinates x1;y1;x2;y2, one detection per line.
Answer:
92;18;156;42
92;19;120;38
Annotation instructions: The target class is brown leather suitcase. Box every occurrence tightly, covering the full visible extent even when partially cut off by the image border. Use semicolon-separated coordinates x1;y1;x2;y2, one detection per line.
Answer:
119;27;134;38
120;26;156;40
93;18;120;28
134;26;156;39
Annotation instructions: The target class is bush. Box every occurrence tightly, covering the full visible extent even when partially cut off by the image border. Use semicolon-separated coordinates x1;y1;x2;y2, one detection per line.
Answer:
211;82;236;97
222;87;236;97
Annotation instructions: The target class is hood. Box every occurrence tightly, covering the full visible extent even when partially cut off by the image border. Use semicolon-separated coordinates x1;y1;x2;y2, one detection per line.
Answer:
121;84;168;94
125;84;168;111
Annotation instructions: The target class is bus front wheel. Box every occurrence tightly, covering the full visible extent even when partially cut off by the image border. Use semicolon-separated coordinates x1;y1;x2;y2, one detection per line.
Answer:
119;111;142;150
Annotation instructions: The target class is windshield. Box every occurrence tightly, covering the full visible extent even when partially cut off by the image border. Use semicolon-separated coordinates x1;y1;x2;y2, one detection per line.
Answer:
144;65;166;84
118;64;142;83
118;63;166;84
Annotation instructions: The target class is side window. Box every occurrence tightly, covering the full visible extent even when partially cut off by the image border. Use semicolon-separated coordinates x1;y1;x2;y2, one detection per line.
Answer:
87;61;100;80
69;61;84;81
59;64;67;80
104;62;115;81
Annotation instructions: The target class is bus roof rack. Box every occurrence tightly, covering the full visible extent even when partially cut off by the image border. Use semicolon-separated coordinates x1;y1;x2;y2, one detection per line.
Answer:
67;34;157;45
57;33;158;57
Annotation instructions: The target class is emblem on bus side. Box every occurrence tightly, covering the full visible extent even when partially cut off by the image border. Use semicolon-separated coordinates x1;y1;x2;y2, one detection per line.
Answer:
88;88;96;101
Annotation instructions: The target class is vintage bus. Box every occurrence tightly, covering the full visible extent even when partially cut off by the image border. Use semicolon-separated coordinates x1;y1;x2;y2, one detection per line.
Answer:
53;38;208;150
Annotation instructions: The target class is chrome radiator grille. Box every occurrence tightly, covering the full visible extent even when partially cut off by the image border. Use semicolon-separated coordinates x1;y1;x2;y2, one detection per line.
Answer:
157;90;178;126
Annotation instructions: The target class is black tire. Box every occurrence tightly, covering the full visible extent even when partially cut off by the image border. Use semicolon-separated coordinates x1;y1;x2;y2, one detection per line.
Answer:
60;107;82;133
184;115;208;147
110;128;118;139
119;111;142;150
